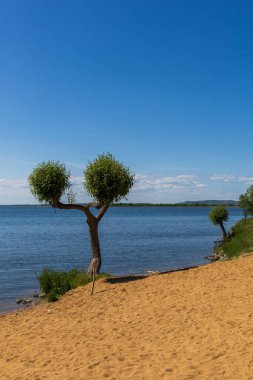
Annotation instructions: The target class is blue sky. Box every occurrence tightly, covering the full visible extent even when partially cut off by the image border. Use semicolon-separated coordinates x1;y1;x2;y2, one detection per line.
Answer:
0;0;252;204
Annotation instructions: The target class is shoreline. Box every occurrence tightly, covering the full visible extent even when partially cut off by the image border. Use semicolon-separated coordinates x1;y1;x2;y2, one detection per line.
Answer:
2;251;251;316
0;254;252;379
0;261;210;316
0;293;44;316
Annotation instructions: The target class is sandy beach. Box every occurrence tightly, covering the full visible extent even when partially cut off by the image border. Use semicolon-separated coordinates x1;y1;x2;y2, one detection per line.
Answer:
0;256;253;380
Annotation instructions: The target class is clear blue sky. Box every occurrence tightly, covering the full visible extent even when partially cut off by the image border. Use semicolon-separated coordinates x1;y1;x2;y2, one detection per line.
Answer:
0;0;252;204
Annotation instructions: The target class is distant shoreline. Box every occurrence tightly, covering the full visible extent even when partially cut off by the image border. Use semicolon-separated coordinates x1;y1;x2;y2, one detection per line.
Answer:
0;202;239;207
111;203;239;207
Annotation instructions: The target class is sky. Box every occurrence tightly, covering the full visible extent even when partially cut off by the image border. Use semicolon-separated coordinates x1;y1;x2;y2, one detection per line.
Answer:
0;0;253;204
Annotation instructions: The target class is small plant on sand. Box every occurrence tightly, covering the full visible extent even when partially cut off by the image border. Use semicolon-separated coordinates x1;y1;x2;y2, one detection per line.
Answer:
38;267;110;302
209;206;229;240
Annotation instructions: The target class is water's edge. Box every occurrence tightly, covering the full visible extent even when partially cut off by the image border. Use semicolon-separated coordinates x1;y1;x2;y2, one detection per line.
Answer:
0;206;242;314
0;261;211;315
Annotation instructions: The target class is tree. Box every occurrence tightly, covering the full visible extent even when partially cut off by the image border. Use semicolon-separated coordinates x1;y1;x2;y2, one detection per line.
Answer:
239;186;253;220
239;193;250;221
209;206;229;239
28;154;134;290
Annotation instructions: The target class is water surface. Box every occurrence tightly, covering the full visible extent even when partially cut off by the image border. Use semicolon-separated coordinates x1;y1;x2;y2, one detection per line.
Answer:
0;206;242;312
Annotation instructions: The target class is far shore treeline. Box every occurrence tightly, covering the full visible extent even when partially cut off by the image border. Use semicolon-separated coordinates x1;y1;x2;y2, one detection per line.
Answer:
111;200;238;207
1;200;239;207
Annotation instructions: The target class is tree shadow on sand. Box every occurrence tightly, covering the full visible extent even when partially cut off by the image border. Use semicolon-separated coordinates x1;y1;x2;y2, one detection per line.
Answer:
105;275;147;284
104;264;206;285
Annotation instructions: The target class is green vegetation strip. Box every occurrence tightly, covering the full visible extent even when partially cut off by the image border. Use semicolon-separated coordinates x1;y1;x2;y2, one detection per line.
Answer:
38;268;110;302
222;218;253;259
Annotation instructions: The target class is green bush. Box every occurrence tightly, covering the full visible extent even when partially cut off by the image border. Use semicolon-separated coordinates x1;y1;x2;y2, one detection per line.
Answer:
47;290;60;302
38;267;110;302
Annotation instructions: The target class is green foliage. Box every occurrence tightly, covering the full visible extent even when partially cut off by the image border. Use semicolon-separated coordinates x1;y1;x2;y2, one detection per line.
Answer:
239;193;250;218
38;267;110;302
239;186;253;217
28;161;70;205
84;153;135;204
47;290;59;302
67;189;77;204
209;206;229;226
222;218;253;258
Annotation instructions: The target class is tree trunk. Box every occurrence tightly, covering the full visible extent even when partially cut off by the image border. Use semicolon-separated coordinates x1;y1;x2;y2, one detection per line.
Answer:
87;218;101;275
54;201;109;294
219;222;227;240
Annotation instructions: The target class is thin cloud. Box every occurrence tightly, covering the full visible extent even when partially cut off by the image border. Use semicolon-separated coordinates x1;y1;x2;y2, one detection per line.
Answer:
0;179;28;189
209;174;253;184
133;174;207;193
70;176;84;187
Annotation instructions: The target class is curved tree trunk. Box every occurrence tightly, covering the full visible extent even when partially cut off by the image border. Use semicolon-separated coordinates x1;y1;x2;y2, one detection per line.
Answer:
87;218;101;275
219;222;227;240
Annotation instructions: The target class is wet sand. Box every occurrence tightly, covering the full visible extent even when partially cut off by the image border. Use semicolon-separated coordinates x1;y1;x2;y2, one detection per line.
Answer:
0;255;253;379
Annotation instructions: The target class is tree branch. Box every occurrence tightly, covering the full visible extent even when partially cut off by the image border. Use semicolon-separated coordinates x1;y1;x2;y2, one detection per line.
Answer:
96;205;110;221
55;201;93;219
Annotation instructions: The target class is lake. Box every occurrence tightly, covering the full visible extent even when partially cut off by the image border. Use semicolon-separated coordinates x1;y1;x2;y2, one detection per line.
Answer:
0;206;242;312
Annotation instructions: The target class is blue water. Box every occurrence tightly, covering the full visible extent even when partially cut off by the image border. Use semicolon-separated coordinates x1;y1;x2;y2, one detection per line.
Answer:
0;206;242;311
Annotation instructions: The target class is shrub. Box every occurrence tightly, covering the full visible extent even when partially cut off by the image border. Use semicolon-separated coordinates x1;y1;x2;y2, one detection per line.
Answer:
47;290;60;302
38;267;110;302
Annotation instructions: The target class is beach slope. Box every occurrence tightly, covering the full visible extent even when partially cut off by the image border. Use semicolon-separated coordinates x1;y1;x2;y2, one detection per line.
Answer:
0;256;253;379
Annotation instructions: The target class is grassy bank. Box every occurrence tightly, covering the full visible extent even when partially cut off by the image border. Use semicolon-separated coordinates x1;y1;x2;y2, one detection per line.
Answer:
222;218;253;259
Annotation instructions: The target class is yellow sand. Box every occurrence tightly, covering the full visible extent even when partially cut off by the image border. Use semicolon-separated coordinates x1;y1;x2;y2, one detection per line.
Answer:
0;256;253;380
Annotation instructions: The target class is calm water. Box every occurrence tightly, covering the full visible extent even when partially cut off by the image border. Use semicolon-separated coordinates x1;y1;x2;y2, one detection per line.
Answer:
0;206;242;312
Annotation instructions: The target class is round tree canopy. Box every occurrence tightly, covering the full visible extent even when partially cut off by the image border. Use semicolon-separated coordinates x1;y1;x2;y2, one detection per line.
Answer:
209;206;229;226
28;161;70;205
84;153;134;205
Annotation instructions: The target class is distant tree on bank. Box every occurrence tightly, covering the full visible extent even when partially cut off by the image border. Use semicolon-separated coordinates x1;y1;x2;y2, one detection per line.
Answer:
28;154;134;284
239;186;253;219
209;206;229;240
239;193;250;221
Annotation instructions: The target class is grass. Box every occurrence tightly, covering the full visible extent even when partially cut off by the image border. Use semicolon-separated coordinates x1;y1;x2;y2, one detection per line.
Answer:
222;218;253;259
38;267;110;302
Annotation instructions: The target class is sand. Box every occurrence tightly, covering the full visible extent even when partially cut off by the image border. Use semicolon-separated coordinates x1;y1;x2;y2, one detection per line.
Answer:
0;256;253;380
